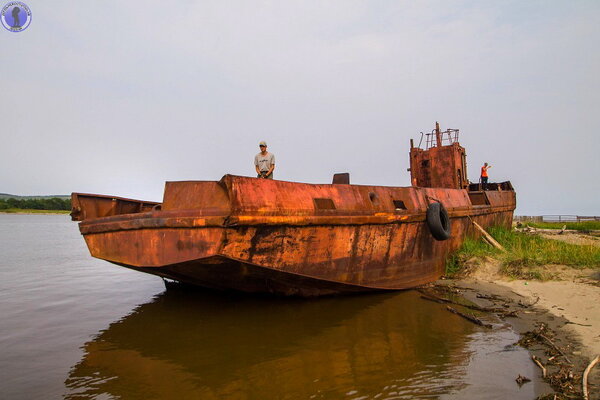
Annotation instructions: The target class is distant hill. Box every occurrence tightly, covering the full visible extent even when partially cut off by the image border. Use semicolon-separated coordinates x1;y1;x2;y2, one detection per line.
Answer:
0;193;70;200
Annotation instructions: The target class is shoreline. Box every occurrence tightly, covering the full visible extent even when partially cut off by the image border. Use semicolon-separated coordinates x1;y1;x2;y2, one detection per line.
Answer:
431;268;600;399
464;259;600;355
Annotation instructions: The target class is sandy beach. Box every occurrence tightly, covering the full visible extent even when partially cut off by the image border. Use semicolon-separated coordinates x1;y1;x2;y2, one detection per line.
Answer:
438;254;600;399
466;259;600;355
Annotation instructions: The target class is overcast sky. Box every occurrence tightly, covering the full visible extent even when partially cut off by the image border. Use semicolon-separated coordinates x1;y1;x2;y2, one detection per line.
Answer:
1;1;598;215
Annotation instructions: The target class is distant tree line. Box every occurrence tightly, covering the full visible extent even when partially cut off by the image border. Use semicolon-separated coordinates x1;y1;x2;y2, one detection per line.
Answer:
0;197;71;210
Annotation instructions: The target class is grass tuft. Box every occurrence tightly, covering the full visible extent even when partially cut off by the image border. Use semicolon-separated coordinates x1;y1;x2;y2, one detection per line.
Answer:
446;226;600;279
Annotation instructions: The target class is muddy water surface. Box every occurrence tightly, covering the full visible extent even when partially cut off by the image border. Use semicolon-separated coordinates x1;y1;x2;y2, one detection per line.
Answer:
0;214;547;399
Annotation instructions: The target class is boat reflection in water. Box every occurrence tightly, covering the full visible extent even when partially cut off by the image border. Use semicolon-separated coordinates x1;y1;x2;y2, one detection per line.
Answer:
64;290;540;399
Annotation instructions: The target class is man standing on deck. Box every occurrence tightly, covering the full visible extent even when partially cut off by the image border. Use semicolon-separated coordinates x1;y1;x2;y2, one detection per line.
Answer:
480;162;491;190
255;141;275;179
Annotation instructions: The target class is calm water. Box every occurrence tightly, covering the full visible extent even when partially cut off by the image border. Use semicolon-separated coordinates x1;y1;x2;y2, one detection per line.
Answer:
0;214;547;399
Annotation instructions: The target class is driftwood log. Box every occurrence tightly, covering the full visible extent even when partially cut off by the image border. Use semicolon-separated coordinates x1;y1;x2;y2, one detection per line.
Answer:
418;291;502;313
582;354;599;400
470;219;506;251
446;306;493;328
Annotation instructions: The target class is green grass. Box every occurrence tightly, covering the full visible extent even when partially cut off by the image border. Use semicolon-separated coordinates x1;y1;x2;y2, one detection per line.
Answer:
446;226;600;279
523;221;600;231
0;208;70;214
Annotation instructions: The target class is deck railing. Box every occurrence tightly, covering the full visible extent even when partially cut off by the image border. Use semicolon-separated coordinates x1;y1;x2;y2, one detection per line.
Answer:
424;129;459;149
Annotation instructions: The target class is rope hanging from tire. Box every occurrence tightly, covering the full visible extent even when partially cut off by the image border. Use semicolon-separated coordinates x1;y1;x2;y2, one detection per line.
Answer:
426;202;451;241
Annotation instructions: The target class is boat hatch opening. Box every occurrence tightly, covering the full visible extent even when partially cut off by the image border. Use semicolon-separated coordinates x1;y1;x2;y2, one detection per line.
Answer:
314;198;336;210
468;192;489;206
393;200;407;210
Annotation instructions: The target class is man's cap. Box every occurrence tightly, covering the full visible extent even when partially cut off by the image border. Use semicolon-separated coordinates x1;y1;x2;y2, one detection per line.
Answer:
259;141;267;146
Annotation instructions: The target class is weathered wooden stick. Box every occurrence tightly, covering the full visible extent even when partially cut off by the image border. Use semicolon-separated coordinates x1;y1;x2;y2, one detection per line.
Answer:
583;354;599;400
564;321;592;327
538;333;572;364
481;235;495;247
446;306;493;328
419;292;502;312
470;219;506;251
531;355;547;378
416;289;451;303
461;303;502;313
420;295;449;304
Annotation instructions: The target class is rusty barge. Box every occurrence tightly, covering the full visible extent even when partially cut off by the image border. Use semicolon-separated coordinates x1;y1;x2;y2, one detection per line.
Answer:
71;124;515;296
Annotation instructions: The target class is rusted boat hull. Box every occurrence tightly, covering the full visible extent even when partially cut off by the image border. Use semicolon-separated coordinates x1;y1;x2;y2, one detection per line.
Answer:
72;125;516;296
74;176;515;296
126;214;511;296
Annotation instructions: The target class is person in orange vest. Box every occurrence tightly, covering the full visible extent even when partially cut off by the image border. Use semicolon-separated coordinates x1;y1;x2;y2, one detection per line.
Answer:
480;162;491;190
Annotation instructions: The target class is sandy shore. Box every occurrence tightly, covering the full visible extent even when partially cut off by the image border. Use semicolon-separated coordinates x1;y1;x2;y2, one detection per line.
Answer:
465;260;600;356
436;258;600;399
498;277;600;354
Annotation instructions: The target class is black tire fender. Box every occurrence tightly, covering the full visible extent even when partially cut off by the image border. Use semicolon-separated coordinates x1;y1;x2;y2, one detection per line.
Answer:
426;202;451;241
